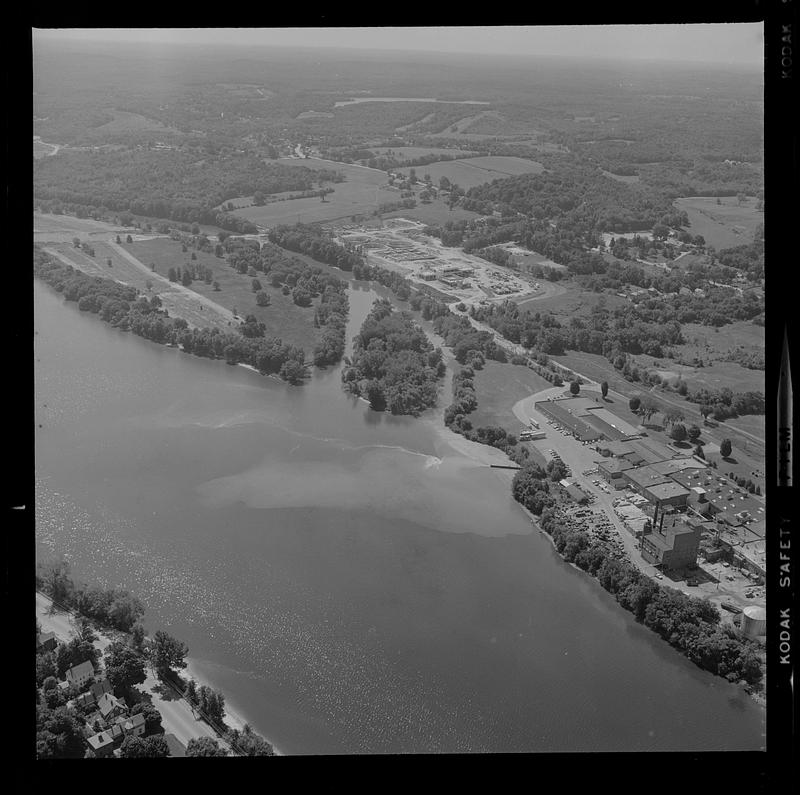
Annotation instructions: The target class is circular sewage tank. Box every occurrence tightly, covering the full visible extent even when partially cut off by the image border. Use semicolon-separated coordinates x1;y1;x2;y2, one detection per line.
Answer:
740;605;767;638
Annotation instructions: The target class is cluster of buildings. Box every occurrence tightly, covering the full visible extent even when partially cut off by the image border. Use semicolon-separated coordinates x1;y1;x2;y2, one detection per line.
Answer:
536;396;766;578
596;438;765;579
60;663;148;757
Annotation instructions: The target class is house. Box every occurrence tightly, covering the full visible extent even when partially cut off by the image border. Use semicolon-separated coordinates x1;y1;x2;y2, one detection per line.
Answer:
89;678;113;702
37;632;58;653
114;712;146;738
97;692;128;721
73;678;113;710
65;660;95;689
87;724;124;758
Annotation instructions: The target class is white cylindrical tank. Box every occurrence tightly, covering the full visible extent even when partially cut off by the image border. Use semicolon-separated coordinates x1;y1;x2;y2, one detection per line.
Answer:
740;606;767;638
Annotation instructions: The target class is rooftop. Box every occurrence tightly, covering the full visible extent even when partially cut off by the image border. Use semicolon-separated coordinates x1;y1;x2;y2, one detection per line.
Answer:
583;408;641;439
624;465;673;489
644;481;692;501
66;660;94;679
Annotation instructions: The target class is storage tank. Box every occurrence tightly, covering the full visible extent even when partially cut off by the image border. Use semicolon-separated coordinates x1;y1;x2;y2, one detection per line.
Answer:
740;605;767;638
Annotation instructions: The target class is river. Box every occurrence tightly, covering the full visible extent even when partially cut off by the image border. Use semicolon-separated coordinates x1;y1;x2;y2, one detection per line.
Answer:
34;279;765;754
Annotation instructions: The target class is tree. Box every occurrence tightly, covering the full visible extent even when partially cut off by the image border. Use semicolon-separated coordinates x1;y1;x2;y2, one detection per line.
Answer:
688;424;701;442
73;237;81;248
213;281;220;291
279;359;306;384
42;676;59;692
38;559;73;604
145;279;153;292
119;735;152;758
670;423;687;443
187;737;228;757
629;396;641;413
720;439;733;458
151;631;188;676
255;290;270;307
167;267;178;282
131;701;163;735
130;623;146;651
569;380;580;396
116;235;122;244
601;381;609;399
126;235;133;243
226;724;274;756
253;190;266;206
251;278;262;293
693;444;705;459
185;679;198;705
107;258;113;268
76;617;97;644
104;641;146;693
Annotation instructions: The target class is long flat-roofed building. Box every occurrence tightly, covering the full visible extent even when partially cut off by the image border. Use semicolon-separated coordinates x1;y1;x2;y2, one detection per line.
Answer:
582;408;642;440
622;465;673;493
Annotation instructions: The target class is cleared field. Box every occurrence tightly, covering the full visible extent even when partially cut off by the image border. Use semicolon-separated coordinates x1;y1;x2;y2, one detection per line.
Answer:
675;196;763;250
43;241;233;331
233;157;396;227
380;200;481;226
601;170;640;184
123;237;329;353
85;109;181;138
34;212;129;244
397;156;544;189
515;284;627;318
469;360;553;432
369;146;477;159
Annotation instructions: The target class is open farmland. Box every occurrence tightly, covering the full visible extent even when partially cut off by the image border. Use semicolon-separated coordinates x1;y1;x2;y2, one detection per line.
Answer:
232;156;396;227
369;146;478;160
123;237;330;353
397;156;544;189
675;196;763;250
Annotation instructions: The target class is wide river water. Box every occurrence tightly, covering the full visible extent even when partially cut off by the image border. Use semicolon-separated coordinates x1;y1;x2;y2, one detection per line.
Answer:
34;279;765;754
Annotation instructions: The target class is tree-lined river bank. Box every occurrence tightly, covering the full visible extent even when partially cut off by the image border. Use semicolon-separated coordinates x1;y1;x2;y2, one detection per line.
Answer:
34;279;765;753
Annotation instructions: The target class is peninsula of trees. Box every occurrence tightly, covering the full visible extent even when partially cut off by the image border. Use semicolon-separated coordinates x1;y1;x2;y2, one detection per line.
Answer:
342;299;445;415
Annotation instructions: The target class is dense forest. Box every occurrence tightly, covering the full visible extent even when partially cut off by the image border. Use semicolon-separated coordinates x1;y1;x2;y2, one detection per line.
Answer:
34;149;340;228
342;299;445;415
34;249;307;382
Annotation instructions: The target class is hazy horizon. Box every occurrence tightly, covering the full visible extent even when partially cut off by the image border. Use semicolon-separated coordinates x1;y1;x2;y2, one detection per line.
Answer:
33;25;764;68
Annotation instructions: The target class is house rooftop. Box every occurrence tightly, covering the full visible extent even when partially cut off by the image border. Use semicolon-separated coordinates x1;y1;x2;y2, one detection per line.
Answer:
66;660;94;679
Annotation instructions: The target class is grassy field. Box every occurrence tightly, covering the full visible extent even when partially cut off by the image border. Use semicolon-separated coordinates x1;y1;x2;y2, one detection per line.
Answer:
34;212;131;244
601;170;640;184
397;156;544;189
379;200;481;226
85;109;181;139
675;196;763;250
469;360;553;432
123;237;328;353
514;284;628;318
369;146;477;159
43;240;233;331
231;157;396;227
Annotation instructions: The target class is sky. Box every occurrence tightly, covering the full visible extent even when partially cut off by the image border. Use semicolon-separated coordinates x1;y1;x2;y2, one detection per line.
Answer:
34;25;764;67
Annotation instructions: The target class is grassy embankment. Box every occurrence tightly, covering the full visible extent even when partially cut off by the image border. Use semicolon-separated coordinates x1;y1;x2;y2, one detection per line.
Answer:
122;237;346;354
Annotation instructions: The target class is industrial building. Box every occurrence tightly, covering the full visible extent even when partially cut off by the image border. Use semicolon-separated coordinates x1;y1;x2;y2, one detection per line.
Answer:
597;457;635;486
640;518;701;571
